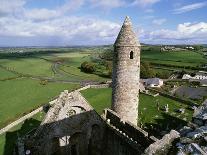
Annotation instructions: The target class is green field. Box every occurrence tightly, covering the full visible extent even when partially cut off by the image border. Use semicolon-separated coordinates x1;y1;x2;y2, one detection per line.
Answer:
0;50;110;128
81;88;193;137
0;58;54;77
0;46;204;149
0;78;79;128
141;50;206;68
0;68;17;80
0;111;45;155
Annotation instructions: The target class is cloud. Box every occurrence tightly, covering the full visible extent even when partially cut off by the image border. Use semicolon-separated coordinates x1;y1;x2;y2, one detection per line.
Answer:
24;9;60;21
152;18;166;25
59;0;85;13
0;0;26;16
173;2;207;14
141;22;207;44
132;0;160;7
89;0;125;9
0;16;120;46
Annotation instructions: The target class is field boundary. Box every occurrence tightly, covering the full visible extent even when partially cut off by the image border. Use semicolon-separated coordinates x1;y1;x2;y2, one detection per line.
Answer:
148;88;199;106
0;107;43;135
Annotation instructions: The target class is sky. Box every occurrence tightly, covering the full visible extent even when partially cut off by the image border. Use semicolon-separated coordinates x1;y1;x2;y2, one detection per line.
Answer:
0;0;207;46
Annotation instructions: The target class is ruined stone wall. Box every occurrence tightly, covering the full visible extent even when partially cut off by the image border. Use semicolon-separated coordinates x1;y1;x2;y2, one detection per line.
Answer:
19;91;106;155
103;125;142;155
112;45;140;125
102;109;155;154
144;130;180;155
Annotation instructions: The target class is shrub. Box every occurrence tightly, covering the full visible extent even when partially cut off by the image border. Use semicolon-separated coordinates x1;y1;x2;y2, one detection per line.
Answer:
140;61;155;78
40;80;48;85
81;61;96;73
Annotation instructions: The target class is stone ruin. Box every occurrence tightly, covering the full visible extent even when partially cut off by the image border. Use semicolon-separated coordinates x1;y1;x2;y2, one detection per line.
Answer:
16;90;106;155
175;99;207;155
14;16;207;154
15;90;181;155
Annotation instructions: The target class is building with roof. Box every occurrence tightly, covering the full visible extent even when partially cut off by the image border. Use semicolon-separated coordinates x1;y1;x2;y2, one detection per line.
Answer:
145;78;164;88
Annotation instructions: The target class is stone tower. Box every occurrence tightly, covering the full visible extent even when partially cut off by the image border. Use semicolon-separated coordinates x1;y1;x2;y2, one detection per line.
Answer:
112;16;140;125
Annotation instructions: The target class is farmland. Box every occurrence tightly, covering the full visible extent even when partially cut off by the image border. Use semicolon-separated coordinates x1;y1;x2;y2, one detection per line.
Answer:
0;46;205;129
0;45;206;153
0;48;110;129
141;49;206;68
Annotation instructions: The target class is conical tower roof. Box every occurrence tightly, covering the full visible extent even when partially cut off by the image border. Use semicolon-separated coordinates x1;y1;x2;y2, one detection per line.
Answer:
114;16;140;47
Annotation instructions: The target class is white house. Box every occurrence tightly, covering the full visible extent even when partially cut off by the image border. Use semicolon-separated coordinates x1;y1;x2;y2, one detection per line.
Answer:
182;71;207;80
145;78;164;88
182;74;192;80
194;71;207;80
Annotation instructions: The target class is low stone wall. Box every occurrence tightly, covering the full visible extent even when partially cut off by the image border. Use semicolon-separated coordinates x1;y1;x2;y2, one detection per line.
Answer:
141;91;159;97
76;83;110;91
90;84;110;88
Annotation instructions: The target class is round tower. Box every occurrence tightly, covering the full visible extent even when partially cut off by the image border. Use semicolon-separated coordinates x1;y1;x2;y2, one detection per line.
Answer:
112;16;140;125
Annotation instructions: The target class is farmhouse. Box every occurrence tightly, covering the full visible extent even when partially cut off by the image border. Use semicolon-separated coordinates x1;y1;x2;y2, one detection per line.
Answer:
182;74;192;80
182;71;207;80
194;71;207;80
145;78;163;87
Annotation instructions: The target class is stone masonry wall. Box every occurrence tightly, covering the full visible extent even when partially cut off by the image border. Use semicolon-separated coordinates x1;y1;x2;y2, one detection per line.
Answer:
112;45;140;125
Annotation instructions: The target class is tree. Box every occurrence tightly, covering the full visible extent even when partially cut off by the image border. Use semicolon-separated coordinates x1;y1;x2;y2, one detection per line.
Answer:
140;61;155;78
80;61;96;73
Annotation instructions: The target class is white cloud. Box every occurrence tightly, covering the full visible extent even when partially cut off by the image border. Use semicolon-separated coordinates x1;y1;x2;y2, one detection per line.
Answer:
24;0;85;21
24;9;60;21
141;22;207;44
173;2;207;14
89;0;125;9
59;0;85;13
0;16;120;45
0;0;26;16
152;18;166;25
132;0;160;7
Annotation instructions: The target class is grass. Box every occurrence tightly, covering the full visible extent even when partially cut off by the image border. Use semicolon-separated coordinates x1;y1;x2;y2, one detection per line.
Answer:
81;88;193;137
0;68;17;80
56;56;109;82
0;111;45;155
0;51;109;128
81;88;112;114
0;78;79;128
0;58;54;77
141;50;206;67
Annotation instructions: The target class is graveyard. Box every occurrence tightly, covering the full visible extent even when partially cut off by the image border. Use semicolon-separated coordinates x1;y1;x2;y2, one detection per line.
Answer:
81;88;194;137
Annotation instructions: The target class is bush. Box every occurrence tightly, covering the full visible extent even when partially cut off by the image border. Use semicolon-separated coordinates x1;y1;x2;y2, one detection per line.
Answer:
81;61;96;73
40;80;48;85
156;71;171;79
99;49;113;60
140;61;155;78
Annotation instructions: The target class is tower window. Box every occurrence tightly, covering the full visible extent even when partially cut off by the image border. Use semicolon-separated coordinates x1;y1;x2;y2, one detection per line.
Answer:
130;51;133;59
